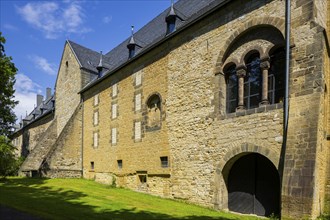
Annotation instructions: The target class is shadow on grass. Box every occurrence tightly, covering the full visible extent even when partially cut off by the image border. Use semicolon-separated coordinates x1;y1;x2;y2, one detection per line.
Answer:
0;178;238;220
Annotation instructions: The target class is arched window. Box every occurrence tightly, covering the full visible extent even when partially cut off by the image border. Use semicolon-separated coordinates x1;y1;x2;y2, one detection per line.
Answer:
244;54;261;109
147;94;161;129
269;48;285;104
225;65;238;113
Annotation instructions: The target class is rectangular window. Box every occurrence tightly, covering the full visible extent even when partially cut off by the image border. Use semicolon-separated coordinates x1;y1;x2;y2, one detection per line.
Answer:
111;127;117;145
112;83;118;97
94;94;99;106
139;175;147;183
90;161;94;170
93;111;99;126
135;71;142;86
93;132;98;147
134;121;141;140
160;156;169;168
112;103;117;119
135;93;141;111
117;160;122;169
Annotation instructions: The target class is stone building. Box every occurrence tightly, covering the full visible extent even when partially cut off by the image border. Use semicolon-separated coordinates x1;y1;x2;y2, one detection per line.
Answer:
12;0;330;219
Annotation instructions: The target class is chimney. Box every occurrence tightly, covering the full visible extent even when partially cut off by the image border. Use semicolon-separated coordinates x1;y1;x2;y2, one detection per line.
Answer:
36;94;43;107
46;88;52;100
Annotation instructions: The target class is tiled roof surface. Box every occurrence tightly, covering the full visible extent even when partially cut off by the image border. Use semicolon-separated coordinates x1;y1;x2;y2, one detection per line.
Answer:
14;95;55;133
69;0;226;82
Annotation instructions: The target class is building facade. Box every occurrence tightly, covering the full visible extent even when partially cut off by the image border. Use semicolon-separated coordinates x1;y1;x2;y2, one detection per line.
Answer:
13;0;330;219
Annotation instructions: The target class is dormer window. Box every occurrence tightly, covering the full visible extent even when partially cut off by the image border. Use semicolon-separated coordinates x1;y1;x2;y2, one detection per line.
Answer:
165;2;182;35
127;26;141;59
128;43;135;59
166;19;176;34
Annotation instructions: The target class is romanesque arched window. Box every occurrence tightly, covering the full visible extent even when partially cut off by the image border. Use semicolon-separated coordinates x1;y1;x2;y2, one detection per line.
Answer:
225;65;238;113
244;53;261;109
221;26;285;114
268;48;285;104
147;94;161;129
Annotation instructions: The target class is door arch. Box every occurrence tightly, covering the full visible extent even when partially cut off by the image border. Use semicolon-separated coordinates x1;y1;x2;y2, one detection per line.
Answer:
227;153;280;217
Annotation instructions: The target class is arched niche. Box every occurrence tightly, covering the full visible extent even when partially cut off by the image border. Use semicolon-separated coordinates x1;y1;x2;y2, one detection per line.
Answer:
146;93;162;130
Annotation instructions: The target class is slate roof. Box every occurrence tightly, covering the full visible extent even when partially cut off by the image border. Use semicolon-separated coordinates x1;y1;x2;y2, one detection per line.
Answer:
67;0;229;92
11;0;230;134
67;40;112;73
13;95;55;133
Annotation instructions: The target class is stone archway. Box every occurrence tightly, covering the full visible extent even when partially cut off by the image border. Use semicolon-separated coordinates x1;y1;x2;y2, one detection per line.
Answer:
214;17;286;75
213;142;280;215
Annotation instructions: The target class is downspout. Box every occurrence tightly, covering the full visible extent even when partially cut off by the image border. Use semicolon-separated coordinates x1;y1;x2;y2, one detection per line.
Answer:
81;94;84;177
279;0;291;218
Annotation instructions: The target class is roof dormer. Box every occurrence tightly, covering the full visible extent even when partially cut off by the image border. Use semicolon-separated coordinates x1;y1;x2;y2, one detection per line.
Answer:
127;26;137;59
96;51;104;77
166;1;181;34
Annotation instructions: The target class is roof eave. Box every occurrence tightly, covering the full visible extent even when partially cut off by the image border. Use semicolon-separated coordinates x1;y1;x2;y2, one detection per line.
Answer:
11;109;54;136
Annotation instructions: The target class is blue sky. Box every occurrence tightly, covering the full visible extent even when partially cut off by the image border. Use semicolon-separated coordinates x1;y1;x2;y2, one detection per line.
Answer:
0;0;173;121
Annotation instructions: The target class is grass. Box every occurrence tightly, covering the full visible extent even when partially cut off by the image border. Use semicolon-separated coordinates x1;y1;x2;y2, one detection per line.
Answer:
0;177;262;220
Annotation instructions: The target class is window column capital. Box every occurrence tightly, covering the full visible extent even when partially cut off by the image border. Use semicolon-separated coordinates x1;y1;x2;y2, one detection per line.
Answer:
236;65;247;78
260;56;270;70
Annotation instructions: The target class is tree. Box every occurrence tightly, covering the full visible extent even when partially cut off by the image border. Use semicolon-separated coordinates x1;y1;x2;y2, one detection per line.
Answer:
0;32;19;136
0;135;22;178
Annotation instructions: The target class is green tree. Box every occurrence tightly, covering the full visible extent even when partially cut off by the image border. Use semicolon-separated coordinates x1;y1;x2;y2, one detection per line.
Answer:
0;32;18;136
0;135;22;178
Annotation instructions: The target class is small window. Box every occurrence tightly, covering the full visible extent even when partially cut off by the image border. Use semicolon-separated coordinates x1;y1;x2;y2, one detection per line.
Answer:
111;127;117;145
129;48;135;59
269;48;285;104
225;65;238;113
160;156;169;168
135;72;142;86
93;132;98;148
93;111;99;126
135;93;141;111
134;121;141;140
112;84;118;97
90;161;94;170
244;54;261;109
94;94;99;106
167;21;175;34
139;175;147;183
117;160;122;169
112;103;117;119
66;61;69;67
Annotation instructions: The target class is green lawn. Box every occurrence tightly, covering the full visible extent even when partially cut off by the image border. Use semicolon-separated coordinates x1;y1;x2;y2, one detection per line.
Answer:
0;177;261;220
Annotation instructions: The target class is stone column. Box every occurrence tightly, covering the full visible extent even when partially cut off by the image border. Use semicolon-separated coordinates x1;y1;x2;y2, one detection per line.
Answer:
236;65;246;111
260;57;270;105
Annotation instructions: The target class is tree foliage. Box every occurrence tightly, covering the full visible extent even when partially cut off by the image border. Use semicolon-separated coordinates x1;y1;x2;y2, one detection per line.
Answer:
0;135;23;178
0;32;19;136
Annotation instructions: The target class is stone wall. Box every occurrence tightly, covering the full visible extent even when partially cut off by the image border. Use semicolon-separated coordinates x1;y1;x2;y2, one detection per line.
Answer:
55;43;83;136
12;113;54;158
77;0;329;218
82;42;171;197
41;104;83;178
19;117;57;174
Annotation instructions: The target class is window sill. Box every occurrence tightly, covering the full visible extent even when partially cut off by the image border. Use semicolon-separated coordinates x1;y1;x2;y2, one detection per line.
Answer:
222;103;283;119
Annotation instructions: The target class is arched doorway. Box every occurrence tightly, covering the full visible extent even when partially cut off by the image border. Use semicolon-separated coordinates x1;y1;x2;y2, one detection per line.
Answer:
227;153;280;217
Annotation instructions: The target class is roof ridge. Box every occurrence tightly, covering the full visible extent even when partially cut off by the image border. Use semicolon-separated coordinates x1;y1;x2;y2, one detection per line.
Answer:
67;40;102;56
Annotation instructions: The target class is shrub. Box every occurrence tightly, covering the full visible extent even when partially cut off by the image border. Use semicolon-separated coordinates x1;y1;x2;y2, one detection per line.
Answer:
0;135;23;178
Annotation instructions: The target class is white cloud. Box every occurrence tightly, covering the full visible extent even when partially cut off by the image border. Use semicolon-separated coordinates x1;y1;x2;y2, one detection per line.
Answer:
29;55;57;75
17;1;91;39
14;73;42;120
103;16;112;24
